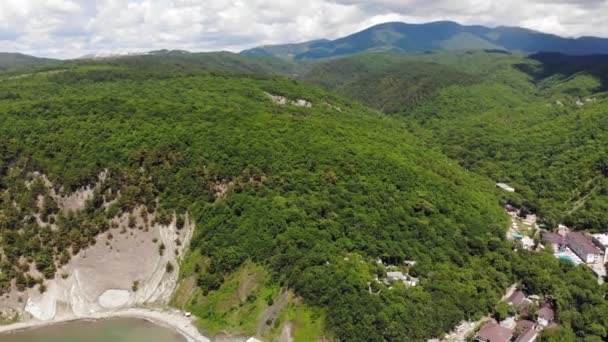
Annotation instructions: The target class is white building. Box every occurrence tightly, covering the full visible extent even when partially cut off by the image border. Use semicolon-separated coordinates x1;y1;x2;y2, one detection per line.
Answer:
387;271;407;282
387;272;419;287
592;233;608;263
537;305;555;327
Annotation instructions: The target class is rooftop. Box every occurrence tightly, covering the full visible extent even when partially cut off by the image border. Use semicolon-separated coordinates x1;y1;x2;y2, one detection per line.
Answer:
542;232;564;245
514;320;538;342
507;290;527;307
593;233;608;247
538;304;555;321
516;320;536;331
476;322;513;342
567;232;602;256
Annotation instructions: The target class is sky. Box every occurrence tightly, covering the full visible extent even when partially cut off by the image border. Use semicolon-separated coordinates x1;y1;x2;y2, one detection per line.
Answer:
0;0;607;59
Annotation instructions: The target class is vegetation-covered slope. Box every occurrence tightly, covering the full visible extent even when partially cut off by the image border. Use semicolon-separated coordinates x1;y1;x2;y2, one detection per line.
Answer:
301;52;482;113
0;53;55;71
2;54;608;341
242;21;608;60
143;50;299;76
0;58;510;340
304;51;608;231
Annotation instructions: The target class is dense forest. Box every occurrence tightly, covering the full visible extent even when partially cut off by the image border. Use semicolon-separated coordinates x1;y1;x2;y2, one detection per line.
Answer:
304;51;608;232
1;52;608;341
0;59;508;340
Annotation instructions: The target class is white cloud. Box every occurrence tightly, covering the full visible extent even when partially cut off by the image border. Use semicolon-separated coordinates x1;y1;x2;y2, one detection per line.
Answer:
0;0;606;59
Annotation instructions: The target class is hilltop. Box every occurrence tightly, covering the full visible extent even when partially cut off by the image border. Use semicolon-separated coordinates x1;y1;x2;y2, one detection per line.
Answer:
242;21;608;59
0;53;56;71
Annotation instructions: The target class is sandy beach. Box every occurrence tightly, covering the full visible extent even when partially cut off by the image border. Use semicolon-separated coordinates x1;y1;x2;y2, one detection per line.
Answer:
0;308;210;342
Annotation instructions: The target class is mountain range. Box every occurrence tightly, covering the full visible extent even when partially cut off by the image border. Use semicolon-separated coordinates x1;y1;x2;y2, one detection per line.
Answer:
241;21;608;59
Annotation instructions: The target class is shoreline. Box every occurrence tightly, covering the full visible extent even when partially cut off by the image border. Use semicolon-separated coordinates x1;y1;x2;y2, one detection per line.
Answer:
0;308;210;342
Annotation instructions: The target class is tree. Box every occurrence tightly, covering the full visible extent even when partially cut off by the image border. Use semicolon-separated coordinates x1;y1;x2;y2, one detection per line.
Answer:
493;301;513;322
541;327;575;342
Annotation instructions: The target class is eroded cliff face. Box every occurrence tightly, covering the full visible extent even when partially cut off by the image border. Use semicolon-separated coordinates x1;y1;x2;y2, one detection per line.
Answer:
0;171;194;322
22;212;193;321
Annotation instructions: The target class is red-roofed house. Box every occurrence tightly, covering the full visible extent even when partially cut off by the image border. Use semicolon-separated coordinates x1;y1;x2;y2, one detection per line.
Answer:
542;232;565;252
507;290;528;308
514;320;538;342
567;232;603;264
537;304;555;327
475;322;514;342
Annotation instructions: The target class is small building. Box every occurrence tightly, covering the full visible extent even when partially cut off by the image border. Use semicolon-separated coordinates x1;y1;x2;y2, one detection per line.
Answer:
537;304;555;327
475;322;514;342
592;233;608;263
542;232;565;252
386;271;418;287
514;320;538;342
496;183;515;193
507;290;528;308
387;271;407;282
405;276;419;287
567;232;603;264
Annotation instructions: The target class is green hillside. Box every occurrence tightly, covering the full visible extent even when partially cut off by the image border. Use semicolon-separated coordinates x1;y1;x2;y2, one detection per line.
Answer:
143;50;299;76
301;52;483;113
2;55;608;341
0;53;55;71
303;51;608;231
0;58;509;340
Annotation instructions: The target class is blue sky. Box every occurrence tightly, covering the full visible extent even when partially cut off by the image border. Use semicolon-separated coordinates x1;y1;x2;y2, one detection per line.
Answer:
0;0;606;59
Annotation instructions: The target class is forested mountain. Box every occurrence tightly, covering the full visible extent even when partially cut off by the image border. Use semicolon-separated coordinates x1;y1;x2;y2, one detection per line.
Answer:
1;54;608;341
302;50;608;232
242;21;608;59
3;38;608;341
0;58;506;339
300;52;482;113
136;50;299;76
0;53;55;71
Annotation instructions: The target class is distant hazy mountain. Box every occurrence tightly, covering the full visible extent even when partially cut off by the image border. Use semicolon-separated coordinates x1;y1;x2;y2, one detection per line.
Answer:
241;21;608;59
240;39;330;59
0;52;56;70
77;51;148;60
